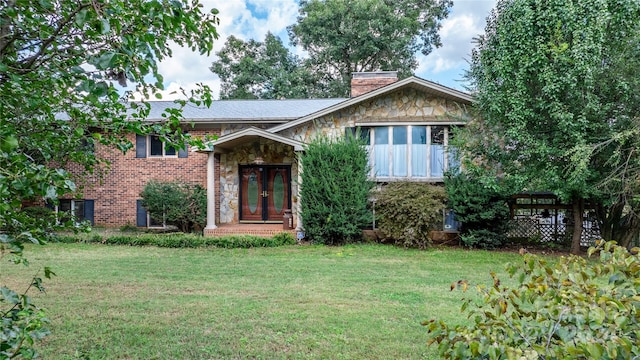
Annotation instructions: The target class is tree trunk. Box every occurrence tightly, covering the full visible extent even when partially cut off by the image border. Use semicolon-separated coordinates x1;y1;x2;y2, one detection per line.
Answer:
598;199;623;241
617;212;640;248
571;199;584;255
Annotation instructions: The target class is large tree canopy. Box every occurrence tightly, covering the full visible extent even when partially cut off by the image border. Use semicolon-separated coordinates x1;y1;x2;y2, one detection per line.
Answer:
211;0;452;99
210;32;319;99
289;0;452;97
1;0;218;239
459;0;640;253
0;0;219;355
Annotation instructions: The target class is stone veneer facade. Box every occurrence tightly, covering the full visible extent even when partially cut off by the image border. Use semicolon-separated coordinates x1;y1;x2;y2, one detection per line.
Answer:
218;139;297;224
278;88;471;142
213;87;471;226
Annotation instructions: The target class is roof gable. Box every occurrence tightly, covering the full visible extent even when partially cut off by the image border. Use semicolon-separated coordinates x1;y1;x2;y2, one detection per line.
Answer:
267;76;473;134
203;126;305;153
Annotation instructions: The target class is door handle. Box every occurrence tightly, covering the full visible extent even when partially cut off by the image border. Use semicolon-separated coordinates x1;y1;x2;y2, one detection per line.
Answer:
262;191;268;197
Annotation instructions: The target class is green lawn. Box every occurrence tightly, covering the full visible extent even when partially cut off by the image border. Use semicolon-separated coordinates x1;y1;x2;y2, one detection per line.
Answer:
3;243;525;359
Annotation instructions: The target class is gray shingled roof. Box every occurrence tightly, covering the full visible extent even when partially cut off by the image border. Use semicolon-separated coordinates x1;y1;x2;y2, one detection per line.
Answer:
143;98;347;122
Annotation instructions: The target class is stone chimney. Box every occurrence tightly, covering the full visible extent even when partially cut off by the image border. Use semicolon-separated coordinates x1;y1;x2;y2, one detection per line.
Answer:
350;71;398;97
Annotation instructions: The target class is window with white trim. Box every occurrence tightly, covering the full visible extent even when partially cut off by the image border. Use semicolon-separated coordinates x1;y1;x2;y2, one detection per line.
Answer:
147;212;165;228
135;199;166;228
362;125;458;180
148;135;177;157
55;199;94;225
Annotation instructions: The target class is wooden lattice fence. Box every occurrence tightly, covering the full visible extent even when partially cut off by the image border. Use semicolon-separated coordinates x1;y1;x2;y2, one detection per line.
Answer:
508;193;600;247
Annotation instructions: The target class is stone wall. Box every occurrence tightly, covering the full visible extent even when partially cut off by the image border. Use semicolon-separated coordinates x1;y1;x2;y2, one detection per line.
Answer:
278;87;471;141
218;139;297;224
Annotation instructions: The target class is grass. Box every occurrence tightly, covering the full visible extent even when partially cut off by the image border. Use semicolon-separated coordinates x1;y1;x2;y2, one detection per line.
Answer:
2;243;527;359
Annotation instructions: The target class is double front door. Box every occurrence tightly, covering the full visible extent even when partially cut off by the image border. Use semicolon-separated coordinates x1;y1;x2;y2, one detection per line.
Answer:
240;165;291;222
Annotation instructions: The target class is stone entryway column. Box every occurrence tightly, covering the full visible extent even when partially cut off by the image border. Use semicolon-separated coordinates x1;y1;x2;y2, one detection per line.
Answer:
205;151;217;229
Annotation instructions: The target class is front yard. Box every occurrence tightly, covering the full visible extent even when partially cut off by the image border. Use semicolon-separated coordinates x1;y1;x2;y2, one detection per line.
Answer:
3;243;524;359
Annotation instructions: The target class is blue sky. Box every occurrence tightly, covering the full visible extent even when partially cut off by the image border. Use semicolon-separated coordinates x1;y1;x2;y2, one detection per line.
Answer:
146;0;498;100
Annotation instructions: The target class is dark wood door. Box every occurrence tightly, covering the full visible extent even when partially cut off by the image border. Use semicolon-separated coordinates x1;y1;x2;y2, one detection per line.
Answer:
266;168;289;221
240;166;291;222
240;167;263;221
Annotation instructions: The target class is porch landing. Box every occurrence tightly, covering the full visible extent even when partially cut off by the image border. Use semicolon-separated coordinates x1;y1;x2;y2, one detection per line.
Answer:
204;223;297;238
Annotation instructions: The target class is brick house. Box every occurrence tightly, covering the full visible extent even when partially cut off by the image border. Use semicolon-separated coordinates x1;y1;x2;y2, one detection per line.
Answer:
64;72;473;233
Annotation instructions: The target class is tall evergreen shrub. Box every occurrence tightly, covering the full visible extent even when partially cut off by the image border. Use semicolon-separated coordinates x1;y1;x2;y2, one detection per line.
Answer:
299;134;373;245
444;171;509;249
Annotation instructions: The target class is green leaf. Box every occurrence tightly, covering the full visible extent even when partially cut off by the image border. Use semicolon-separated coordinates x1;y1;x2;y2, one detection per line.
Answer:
95;52;116;70
1;135;18;152
100;19;111;34
75;8;89;26
44;266;56;279
1;286;20;304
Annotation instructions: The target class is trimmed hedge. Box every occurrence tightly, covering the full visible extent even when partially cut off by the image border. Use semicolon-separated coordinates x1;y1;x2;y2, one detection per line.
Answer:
54;232;296;249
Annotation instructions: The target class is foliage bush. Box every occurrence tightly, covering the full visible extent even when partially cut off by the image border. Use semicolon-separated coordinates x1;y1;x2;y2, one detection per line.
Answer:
0;270;53;359
374;182;447;248
299;134;373;245
445;171;510;249
140;180;207;233
54;232;296;249
2;206;63;359
459;229;506;250
425;241;640;359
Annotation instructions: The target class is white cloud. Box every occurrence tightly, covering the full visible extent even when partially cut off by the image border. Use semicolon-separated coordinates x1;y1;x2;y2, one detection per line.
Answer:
141;0;297;100
416;0;497;88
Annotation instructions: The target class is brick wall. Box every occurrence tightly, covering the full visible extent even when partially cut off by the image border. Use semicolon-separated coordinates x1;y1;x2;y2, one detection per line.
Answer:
68;128;220;227
350;71;398;97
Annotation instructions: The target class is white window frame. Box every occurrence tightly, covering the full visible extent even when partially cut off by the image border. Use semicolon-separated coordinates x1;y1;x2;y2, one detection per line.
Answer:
56;199;85;223
361;124;459;181
147;212;166;229
148;135;177;158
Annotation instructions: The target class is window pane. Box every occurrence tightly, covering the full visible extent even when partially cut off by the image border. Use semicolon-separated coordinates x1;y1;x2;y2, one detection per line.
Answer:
374;127;388;145
248;171;259;214
412;126;426;144
431;126;445;145
360;127;370;145
273;172;284;213
374;144;389;176
412;143;427;176
165;146;177;156
411;126;427;177
447;146;459;172
73;200;84;221
393;126;407;144
59;200;71;212
391;127;407;176
431;144;445;177
149;135;163;156
393;144;407;176
373;128;389;176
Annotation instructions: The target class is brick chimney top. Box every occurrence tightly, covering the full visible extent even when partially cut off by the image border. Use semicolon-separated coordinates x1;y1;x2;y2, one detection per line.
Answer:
350;71;398;97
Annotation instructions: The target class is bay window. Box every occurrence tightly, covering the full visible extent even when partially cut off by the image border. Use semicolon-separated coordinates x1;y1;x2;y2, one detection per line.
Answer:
363;125;457;180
